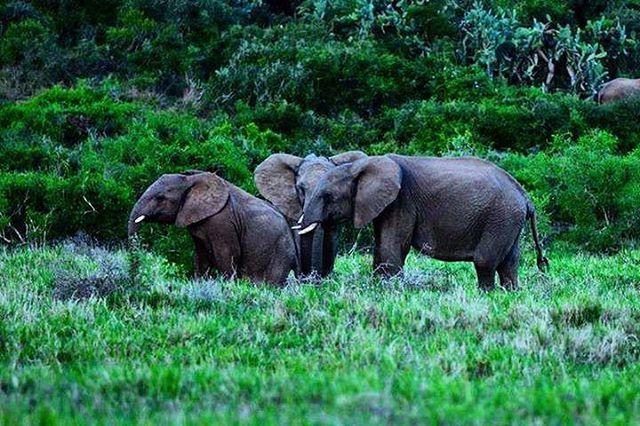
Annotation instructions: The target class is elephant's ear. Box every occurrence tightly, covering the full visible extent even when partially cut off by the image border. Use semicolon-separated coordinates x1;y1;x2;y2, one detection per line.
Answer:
254;153;303;220
351;157;402;229
329;150;367;166
176;173;229;227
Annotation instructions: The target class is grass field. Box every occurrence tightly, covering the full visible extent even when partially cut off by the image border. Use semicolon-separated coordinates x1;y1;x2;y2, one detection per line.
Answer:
1;240;640;424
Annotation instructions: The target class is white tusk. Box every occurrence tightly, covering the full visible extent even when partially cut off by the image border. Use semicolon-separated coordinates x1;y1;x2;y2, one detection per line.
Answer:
291;224;302;230
298;222;318;235
134;215;146;224
297;214;304;224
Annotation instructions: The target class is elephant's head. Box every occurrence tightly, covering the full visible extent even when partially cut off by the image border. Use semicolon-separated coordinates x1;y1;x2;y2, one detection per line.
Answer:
254;151;367;220
254;151;367;277
298;156;402;234
127;171;229;236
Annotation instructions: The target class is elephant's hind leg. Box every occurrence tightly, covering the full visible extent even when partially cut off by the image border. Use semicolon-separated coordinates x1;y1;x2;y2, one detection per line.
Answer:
261;235;296;286
263;258;292;287
473;236;501;291
496;240;520;290
193;238;214;279
474;263;496;291
474;218;523;291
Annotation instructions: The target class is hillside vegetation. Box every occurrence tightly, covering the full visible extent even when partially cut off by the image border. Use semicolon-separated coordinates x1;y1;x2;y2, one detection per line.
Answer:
2;0;640;260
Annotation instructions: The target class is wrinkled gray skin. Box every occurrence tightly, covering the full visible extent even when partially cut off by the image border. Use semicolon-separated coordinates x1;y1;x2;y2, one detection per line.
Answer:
299;155;548;291
254;151;367;277
597;78;640;104
128;171;298;286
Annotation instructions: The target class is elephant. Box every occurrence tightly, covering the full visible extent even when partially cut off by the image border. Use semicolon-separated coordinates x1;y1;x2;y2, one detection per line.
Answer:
254;151;367;277
127;171;298;285
597;78;640;104
297;155;548;291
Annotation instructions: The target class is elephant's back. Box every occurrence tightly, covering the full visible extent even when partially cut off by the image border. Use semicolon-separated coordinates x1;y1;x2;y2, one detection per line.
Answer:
604;77;639;87
237;191;297;264
389;155;525;193
599;78;640;103
243;192;291;232
389;154;529;219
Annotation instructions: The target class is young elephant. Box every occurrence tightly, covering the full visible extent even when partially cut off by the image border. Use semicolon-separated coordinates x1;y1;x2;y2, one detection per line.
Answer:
127;171;298;285
298;155;548;290
254;151;366;277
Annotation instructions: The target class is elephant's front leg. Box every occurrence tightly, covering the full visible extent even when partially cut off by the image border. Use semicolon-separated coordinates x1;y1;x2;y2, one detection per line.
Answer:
208;236;242;280
372;208;414;277
193;238;213;278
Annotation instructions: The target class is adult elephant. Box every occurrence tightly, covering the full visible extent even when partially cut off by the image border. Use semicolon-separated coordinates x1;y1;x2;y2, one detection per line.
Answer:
128;171;298;285
254;151;367;277
597;78;640;104
297;155;548;290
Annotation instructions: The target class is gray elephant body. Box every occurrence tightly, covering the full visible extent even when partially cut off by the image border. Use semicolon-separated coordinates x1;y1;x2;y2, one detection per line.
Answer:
299;155;547;290
598;78;640;104
254;151;366;277
128;172;297;285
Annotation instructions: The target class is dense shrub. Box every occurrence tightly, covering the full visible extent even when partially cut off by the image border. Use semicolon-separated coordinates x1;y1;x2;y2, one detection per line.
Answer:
501;131;640;250
373;90;640;155
209;22;436;116
3;0;640;268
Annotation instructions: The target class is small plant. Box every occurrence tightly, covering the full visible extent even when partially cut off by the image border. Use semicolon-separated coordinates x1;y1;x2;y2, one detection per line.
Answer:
52;237;130;301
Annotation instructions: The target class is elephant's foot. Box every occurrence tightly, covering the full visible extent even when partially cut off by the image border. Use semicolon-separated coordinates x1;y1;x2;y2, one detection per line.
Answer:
474;264;496;291
373;262;403;278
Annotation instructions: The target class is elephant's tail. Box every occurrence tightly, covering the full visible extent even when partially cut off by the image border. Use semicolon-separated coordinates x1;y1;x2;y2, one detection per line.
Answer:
526;200;549;272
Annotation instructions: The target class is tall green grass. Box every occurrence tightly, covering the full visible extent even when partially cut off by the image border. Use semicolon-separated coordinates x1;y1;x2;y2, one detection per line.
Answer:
1;242;639;424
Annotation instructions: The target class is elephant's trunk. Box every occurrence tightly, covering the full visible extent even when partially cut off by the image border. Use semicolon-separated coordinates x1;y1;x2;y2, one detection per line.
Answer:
310;224;325;276
298;232;313;275
298;225;324;277
127;198;147;237
126;198;148;288
321;224;339;276
297;203;323;235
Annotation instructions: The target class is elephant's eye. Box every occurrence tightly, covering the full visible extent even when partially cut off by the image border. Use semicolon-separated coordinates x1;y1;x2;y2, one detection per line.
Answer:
156;194;167;201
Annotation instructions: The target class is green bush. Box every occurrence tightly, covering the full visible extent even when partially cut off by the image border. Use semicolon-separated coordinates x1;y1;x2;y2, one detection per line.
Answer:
377;90;640;155
209;23;435;116
0;19;53;65
501;131;640;250
580;97;640;152
4;0;640;266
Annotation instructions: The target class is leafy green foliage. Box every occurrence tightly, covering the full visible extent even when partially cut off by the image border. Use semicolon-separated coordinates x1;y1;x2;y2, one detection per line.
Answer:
502;131;640;250
460;3;631;94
